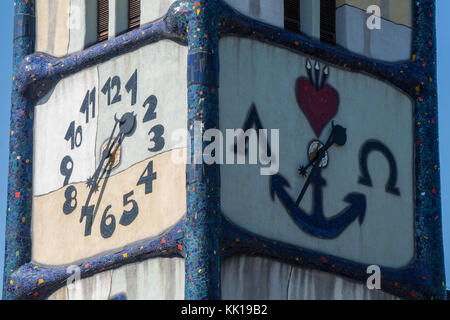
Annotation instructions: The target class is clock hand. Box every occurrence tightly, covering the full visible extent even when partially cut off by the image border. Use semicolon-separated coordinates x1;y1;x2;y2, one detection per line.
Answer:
92;112;135;187
86;117;120;190
295;166;317;207
296;123;347;207
86;112;136;190
299;122;347;177
81;113;136;232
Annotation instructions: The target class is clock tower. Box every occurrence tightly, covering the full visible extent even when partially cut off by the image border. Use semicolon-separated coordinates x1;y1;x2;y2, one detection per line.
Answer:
3;0;445;300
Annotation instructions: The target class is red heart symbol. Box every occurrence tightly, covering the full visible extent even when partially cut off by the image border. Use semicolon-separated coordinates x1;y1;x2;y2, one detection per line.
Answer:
295;78;339;137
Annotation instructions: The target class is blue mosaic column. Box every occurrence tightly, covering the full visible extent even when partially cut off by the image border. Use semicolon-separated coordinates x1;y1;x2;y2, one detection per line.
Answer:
3;0;35;300
413;0;446;299
184;0;222;300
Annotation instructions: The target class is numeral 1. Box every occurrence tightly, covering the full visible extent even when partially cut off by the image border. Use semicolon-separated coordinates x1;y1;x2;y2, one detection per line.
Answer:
125;69;137;106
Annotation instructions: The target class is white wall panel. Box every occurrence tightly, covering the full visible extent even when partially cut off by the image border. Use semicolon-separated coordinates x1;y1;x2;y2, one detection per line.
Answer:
34;67;98;196
68;0;98;54
109;0;129;39
223;0;284;29
141;0;176;25
222;256;399;300
47;258;185;300
109;257;185;300
336;5;412;62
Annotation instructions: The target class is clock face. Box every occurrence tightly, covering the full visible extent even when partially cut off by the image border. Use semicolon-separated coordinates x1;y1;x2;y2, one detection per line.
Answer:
32;41;188;265
219;37;415;268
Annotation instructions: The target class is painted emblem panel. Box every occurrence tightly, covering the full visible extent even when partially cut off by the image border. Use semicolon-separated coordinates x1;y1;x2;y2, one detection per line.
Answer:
220;37;414;268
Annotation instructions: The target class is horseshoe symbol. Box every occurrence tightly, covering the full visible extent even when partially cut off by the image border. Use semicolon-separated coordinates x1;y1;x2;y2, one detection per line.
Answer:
358;140;400;196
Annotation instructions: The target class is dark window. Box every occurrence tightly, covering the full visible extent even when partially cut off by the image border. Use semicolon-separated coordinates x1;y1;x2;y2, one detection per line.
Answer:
97;0;109;42
320;0;336;44
128;0;141;30
284;0;300;33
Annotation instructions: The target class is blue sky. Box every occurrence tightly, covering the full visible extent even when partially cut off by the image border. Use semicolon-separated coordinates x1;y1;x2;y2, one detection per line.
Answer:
0;1;448;296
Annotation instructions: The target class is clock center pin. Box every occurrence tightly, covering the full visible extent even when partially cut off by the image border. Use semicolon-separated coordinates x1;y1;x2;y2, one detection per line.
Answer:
308;140;328;168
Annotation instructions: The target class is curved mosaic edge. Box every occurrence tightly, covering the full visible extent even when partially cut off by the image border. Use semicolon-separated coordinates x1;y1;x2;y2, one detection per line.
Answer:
6;220;184;300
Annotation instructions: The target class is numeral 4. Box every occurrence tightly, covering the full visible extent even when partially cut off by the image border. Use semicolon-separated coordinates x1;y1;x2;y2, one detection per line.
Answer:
137;160;157;194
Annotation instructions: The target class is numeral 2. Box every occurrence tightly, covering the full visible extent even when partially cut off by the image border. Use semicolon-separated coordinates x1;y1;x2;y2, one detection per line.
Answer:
143;95;157;123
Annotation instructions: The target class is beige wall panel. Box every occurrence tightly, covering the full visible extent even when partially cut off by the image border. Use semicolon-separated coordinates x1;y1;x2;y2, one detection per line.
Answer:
47;286;68;300
32;150;186;265
36;0;70;57
336;0;412;27
35;0;49;53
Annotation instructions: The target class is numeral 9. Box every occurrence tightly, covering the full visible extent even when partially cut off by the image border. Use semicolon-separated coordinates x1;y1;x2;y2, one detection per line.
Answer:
60;155;74;187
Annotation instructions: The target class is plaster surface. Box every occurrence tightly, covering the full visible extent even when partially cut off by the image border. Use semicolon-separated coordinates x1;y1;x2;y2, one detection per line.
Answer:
35;0;70;57
109;0;129;39
47;257;184;300
336;0;412;27
141;0;176;25
68;0;98;54
222;255;399;300
336;4;412;62
223;0;284;29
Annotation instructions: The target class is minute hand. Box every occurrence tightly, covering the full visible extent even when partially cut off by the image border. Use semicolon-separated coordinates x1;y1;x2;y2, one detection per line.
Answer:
296;123;347;207
85;116;120;191
80;112;136;233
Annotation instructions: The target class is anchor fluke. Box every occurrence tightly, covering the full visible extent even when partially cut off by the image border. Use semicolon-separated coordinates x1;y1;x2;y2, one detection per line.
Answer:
270;174;290;201
343;193;367;225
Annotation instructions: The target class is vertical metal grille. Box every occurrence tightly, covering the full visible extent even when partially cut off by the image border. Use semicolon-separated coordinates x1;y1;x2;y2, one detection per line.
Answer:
128;0;141;30
320;0;336;44
97;0;109;42
284;0;300;33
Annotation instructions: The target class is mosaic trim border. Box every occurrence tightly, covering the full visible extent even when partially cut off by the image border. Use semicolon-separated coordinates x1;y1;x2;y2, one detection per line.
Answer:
4;0;444;300
8;221;184;299
3;0;36;300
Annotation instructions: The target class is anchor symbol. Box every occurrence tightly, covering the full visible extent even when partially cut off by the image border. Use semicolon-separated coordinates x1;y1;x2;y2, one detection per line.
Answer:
270;123;367;239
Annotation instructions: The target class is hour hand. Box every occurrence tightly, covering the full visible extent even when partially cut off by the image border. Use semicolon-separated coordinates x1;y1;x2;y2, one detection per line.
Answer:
86;112;136;191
